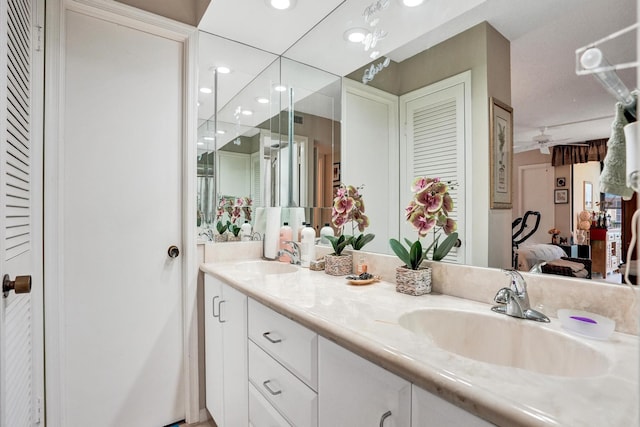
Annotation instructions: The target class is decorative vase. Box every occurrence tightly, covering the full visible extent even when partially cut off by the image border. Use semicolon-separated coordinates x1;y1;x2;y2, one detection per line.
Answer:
395;266;432;296
213;233;228;243
227;235;241;242
324;253;353;276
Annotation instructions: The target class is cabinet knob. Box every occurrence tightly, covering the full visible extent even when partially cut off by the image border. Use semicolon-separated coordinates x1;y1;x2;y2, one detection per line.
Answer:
379;410;392;427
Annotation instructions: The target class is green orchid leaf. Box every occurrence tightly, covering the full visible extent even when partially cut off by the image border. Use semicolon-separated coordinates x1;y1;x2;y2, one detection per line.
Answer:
432;232;459;261
389;238;411;267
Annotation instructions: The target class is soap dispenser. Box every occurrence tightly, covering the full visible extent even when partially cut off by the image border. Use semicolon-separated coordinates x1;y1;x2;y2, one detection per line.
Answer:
320;223;334;245
278;222;293;263
300;224;316;268
240;220;252;241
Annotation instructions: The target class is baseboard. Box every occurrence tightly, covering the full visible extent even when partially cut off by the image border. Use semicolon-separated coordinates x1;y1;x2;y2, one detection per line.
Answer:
199;408;211;423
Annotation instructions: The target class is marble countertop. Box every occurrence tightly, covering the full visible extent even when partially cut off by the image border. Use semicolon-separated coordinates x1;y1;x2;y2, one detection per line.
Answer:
200;260;639;427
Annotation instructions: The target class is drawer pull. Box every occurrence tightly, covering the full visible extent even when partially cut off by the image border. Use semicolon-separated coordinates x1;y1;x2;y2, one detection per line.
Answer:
262;380;282;396
262;332;282;344
218;300;227;323
212;295;220;318
379;410;392;426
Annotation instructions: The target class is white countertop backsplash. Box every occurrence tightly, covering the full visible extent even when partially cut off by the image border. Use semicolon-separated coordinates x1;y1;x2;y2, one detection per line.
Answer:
201;241;639;427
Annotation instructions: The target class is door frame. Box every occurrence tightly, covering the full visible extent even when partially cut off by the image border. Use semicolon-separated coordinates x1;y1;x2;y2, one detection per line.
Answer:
43;0;199;424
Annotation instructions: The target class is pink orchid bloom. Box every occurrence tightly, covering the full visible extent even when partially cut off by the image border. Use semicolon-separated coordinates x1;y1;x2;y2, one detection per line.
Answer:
442;193;454;214
333;196;354;214
410;212;436;237
415;189;443;213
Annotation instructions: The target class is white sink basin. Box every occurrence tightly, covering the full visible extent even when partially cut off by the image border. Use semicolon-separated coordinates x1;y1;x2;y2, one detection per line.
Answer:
234;260;298;275
398;308;610;377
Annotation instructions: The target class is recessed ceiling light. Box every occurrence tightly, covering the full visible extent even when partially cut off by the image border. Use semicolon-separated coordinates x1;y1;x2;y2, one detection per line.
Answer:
256;97;270;104
204;137;214;141
402;0;424;6
199;87;212;94
216;66;231;74
216;130;226;135
197;141;204;146
274;85;287;92
241;109;253;116
266;0;296;10
344;28;367;43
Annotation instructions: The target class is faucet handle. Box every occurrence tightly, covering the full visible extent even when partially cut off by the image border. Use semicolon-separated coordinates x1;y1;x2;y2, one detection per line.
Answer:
493;287;512;304
284;241;301;251
501;269;526;294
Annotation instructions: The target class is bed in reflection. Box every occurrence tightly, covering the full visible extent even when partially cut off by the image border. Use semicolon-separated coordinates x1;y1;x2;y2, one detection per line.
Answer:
516;244;592;279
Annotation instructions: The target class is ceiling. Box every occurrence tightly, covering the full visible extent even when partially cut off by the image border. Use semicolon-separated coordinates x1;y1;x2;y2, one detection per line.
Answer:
196;0;637;153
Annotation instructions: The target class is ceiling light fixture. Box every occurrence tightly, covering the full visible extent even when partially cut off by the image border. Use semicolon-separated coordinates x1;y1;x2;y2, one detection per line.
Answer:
197;141;204;146
402;0;424;6
344;28;368;43
216;130;226;135
256;97;270;104
203;137;214;141
241;109;253;116
216;66;231;74
199;87;212;94
274;85;287;92
266;0;296;10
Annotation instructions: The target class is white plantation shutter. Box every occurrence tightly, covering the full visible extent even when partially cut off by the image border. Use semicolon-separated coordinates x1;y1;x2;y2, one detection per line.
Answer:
400;74;469;264
2;0;34;425
251;151;262;207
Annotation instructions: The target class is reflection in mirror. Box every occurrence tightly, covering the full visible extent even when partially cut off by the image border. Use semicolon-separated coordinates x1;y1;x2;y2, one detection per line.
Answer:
197;32;278;232
295;0;636;287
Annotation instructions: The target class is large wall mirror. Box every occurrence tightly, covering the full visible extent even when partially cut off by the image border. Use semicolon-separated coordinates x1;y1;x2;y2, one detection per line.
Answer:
197;0;637;287
198;33;341;234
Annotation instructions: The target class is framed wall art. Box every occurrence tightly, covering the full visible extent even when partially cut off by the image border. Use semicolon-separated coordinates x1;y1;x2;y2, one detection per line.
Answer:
489;97;513;209
555;189;569;204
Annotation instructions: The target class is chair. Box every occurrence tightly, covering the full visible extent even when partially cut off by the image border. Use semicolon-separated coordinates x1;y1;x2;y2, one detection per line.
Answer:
541;257;592;279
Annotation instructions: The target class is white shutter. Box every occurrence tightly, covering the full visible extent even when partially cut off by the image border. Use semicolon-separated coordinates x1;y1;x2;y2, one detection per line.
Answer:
400;73;470;264
2;0;34;426
251;151;262;207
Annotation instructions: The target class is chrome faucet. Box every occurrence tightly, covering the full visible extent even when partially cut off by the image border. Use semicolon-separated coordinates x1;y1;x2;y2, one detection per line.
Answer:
491;269;549;322
278;241;301;265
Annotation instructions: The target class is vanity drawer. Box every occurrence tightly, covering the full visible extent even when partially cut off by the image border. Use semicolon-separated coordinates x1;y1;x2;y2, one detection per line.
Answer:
249;382;292;427
248;298;318;389
249;340;318;427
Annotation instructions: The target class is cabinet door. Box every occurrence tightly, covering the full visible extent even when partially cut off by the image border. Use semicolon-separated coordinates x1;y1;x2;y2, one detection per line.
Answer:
221;283;248;427
204;275;224;424
412;385;493;426
318;337;411;427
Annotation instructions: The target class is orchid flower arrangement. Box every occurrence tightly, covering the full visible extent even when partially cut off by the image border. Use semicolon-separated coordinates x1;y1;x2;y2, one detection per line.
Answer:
389;177;458;270
327;184;375;254
216;196;252;225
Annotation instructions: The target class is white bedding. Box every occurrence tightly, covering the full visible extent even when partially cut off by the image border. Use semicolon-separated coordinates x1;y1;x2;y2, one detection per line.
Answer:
516;244;566;271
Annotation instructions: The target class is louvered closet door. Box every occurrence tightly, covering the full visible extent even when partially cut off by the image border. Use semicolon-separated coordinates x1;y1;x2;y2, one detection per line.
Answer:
400;77;467;264
0;0;39;426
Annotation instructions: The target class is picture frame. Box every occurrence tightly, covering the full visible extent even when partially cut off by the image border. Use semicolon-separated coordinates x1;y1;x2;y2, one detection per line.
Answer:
489;97;513;209
556;177;566;187
584;181;593;210
332;162;341;182
554;189;569;204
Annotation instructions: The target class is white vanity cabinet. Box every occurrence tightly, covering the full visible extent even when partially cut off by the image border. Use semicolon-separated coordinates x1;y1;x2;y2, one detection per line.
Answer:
412;385;494;426
318;337;412;427
247;298;319;427
204;275;248;427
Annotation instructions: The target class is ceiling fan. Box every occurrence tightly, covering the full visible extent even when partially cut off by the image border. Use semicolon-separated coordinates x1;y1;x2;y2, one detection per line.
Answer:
517;127;586;154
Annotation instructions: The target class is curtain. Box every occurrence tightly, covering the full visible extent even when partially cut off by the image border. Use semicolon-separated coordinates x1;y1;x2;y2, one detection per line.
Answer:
551;139;607;166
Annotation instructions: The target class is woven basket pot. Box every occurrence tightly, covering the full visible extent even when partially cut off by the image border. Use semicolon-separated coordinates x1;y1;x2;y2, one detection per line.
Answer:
227;235;241;242
395;266;432;296
324;253;353;276
213;233;228;243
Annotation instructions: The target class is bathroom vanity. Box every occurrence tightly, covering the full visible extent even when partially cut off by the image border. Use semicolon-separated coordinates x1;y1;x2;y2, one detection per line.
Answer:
201;255;639;427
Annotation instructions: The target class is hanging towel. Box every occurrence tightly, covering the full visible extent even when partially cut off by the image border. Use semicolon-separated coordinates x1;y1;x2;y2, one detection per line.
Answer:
599;95;636;200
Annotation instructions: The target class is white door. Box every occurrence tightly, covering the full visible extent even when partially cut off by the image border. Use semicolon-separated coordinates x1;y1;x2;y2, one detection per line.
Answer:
342;79;399;255
400;72;471;264
0;0;44;425
59;10;184;426
518;164;554;245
